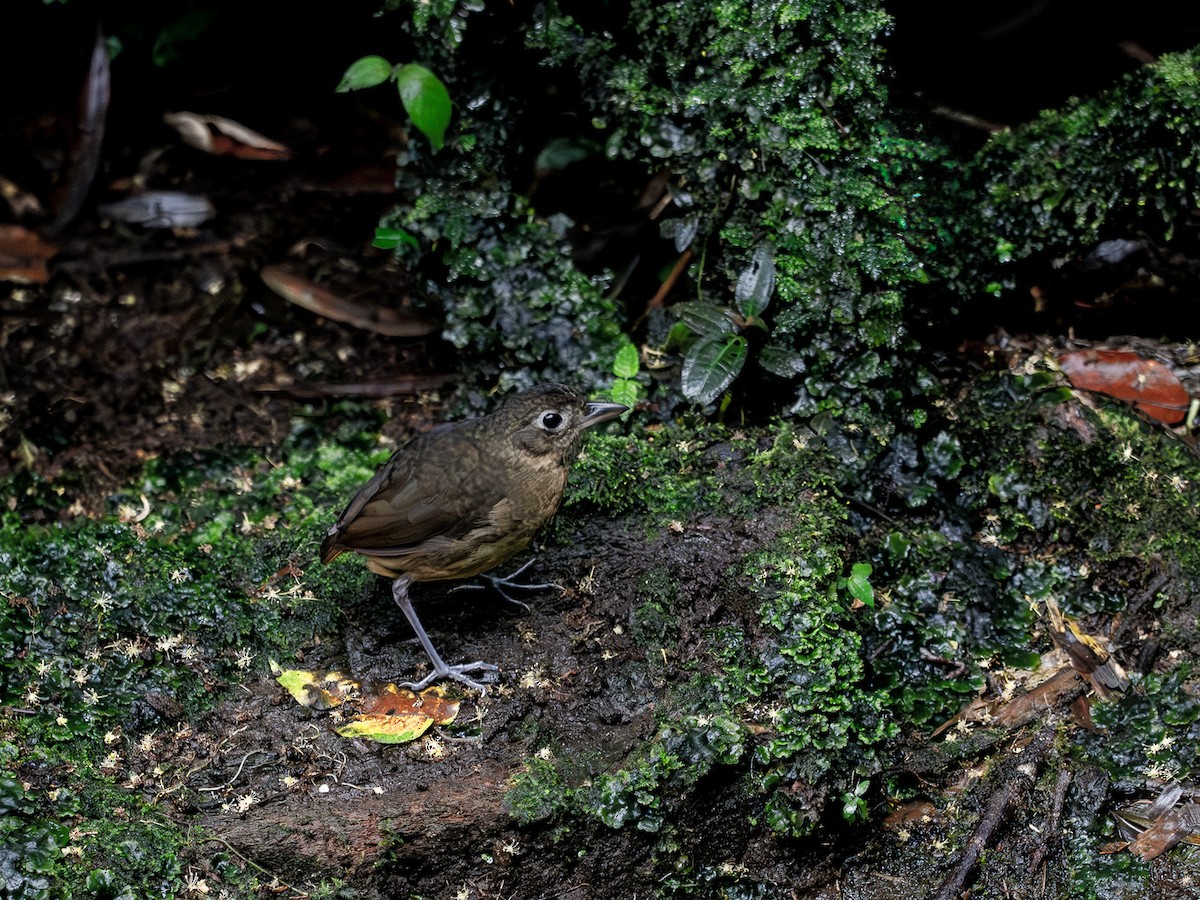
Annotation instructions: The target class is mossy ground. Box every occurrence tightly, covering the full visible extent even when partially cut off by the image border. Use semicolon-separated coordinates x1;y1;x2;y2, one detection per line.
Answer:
3;363;1198;898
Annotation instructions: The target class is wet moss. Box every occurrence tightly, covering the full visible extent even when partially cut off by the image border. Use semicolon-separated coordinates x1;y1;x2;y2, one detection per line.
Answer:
504;757;571;826
857;368;1200;731
563;425;720;523
561;457;898;838
0;410;397;898
937;47;1200;301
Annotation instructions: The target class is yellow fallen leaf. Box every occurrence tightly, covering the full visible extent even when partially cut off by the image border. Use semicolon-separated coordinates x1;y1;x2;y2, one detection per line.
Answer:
270;659;359;709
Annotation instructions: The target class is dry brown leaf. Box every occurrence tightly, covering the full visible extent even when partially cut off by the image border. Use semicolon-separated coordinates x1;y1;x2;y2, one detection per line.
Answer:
0;224;58;283
164;111;291;160
261;264;439;337
1059;348;1190;424
1114;786;1200;860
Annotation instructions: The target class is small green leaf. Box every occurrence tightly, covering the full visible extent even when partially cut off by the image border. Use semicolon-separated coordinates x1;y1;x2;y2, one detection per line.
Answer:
681;334;747;405
846;563;874;607
613;341;640;379
884;532;911;562
373;225;419;250
395;63;452;151
676;301;738;337
612;378;641;410
735;244;775;318
337;55;394;92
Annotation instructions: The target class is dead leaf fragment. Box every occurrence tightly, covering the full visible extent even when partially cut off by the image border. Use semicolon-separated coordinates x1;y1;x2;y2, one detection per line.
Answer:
270;660;359;710
98;191;215;228
1059;348;1190;424
1044;596;1129;700
261;264;439;337
46;26;110;236
272;661;460;745
1113;785;1200;860
0;175;43;217
335;684;460;744
164;111;291;160
0;225;58;283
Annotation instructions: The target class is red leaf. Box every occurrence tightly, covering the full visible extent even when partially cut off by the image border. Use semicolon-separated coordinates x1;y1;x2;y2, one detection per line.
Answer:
1058;349;1190;424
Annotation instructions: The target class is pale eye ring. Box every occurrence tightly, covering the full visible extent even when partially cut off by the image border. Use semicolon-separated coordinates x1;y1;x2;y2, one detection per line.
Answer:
539;411;564;431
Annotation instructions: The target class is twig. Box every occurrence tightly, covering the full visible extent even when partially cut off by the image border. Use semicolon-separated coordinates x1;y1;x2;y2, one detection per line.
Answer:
198;748;273;792
203;836;308;898
932;725;1054;900
1028;768;1073;882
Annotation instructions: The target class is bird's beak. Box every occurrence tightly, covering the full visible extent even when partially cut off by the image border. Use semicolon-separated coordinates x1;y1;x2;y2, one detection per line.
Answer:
582;399;629;428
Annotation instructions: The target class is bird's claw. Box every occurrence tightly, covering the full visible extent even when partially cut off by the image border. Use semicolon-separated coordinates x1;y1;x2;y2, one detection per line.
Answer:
450;558;563;611
399;660;500;693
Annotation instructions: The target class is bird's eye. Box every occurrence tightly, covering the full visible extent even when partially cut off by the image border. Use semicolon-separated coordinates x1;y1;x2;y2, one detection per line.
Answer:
538;411;564;431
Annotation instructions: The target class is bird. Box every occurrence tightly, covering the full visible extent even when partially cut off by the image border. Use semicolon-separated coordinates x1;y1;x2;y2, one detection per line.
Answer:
319;383;628;691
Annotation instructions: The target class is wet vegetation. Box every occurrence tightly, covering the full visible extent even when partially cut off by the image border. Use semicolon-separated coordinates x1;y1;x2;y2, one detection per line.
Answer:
3;0;1200;898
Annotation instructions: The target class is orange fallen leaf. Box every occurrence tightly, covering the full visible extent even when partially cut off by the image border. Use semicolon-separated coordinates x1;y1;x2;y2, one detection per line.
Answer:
336;684;460;744
1058;349;1190;424
0;225;58;284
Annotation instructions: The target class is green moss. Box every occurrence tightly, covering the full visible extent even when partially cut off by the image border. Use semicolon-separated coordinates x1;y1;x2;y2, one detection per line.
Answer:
588;714;746;833
569;471;898;838
387;192;625;395
860;370;1200;731
938;46;1200;299
0;410;402;898
1083;665;1200;784
563;426;721;522
368;0;941;412
504;757;572;826
624;569;686;662
0;734;197;900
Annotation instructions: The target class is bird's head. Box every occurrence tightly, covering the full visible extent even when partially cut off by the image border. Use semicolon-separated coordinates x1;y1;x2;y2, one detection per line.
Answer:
497;383;628;462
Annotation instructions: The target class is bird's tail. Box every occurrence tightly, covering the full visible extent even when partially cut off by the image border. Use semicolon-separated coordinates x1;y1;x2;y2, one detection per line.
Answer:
319;529;343;564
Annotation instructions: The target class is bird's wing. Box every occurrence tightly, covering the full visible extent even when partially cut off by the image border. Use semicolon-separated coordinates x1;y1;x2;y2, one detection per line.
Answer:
321;423;509;561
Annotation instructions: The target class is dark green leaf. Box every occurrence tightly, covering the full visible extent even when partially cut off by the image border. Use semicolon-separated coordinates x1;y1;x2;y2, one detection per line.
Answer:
395;63;452;152
337;55;394;92
664;321;696;352
758;344;806;377
535;136;601;172
681;334;747;405
676;302;738;337
735;244;775;318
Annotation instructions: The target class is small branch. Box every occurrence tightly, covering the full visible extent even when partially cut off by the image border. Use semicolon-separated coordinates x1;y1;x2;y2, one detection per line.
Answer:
932;726;1054;900
198;748;274;793
1028;768;1073;876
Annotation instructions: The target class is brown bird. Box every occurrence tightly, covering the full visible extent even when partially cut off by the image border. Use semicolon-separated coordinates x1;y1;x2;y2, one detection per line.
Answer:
320;383;627;690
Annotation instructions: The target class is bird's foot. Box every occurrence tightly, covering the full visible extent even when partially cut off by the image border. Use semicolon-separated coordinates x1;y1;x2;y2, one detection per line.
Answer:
450;558;562;612
398;659;500;693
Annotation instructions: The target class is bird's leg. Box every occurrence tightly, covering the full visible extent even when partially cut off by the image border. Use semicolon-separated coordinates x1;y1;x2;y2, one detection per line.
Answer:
449;557;563;612
391;576;499;691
